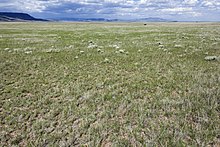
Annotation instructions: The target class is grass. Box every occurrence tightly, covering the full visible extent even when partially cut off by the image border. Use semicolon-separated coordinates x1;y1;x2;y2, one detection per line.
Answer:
0;22;219;146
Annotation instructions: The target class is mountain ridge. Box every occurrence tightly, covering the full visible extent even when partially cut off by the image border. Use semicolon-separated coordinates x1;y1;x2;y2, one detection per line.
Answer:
0;12;48;22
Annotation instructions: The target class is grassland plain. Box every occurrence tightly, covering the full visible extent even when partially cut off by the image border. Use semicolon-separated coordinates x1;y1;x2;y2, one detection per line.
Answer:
0;22;219;146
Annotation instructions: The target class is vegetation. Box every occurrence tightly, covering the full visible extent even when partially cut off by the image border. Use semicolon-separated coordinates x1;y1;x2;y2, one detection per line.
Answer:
0;22;219;146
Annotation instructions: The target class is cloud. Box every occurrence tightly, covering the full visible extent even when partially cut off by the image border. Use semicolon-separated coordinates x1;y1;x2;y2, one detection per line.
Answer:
0;0;219;21
161;7;193;12
183;0;198;6
201;0;220;8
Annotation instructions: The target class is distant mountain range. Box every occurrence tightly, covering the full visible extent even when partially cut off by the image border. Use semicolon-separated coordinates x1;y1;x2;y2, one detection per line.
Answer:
53;17;171;22
132;17;171;22
52;17;119;22
0;12;48;22
0;12;172;22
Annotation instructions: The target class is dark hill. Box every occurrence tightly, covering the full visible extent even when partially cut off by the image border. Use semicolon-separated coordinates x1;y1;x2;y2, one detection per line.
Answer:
0;12;48;22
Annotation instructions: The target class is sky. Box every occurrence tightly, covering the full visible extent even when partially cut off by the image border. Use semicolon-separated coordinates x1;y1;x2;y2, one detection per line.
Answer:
0;0;220;21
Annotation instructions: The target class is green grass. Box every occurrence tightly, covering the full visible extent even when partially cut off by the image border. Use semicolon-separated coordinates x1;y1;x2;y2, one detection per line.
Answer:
0;22;219;146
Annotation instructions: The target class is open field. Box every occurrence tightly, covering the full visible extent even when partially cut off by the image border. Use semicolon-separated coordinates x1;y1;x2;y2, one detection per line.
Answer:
0;22;220;146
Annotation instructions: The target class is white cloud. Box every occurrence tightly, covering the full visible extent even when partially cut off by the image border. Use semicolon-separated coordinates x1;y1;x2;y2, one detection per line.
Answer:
183;0;198;6
189;11;202;17
201;0;220;7
161;7;193;12
17;0;46;12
